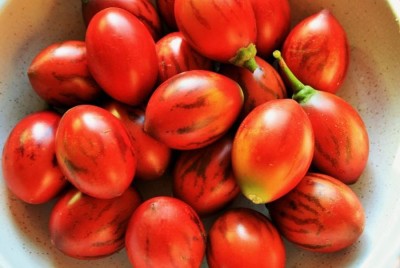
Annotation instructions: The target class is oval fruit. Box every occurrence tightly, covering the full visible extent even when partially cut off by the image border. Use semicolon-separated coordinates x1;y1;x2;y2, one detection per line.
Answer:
2;111;67;204
173;135;240;215
274;50;369;184
85;7;158;105
49;187;141;259
144;70;244;150
207;208;286;268
282;9;349;93
267;172;366;253
27;40;102;107
251;0;291;58
125;196;206;268
55;105;136;199
232;99;314;204
156;31;213;83
174;0;258;71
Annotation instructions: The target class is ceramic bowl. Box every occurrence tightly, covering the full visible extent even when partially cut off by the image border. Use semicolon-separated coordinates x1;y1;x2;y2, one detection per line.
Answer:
1;0;400;267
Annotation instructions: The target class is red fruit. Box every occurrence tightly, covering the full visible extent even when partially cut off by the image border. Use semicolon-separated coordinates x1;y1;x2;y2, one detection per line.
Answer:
251;0;291;58
144;70;244;150
49;187;141;259
274;51;369;184
282;9;349;94
27;40;103;107
82;0;162;40
173;135;240;216
125;196;206;268
268;172;365;253
207;208;286;268
55;105;136;199
2;111;67;204
156;31;213;83
86;7;158;105
103;101;172;180
174;0;258;72
232;99;314;204
220;56;287;117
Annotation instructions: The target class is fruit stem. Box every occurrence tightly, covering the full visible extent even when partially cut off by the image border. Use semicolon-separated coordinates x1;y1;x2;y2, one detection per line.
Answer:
273;50;316;104
230;43;259;73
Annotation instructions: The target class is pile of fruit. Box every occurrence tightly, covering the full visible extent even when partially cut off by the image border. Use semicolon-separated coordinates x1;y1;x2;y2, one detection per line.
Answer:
1;0;369;267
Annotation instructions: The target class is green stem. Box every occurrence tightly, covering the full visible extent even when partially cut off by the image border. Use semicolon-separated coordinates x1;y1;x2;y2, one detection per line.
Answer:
272;50;316;104
230;43;258;73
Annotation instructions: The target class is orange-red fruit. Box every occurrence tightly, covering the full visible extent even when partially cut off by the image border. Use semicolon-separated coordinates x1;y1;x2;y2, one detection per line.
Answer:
144;70;244;150
268;172;365;253
282;9;349;93
207;208;286;268
232;99;314;204
173;135;240;215
49;187;141;259
125;196;206;268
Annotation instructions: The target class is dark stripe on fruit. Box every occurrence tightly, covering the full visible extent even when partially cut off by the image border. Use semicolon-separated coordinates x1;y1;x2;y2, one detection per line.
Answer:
173;95;207;109
189;0;211;30
62;156;88;174
278;211;324;234
315;140;338;168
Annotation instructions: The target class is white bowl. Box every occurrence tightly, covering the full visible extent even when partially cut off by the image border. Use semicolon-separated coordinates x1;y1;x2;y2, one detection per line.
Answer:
1;0;400;267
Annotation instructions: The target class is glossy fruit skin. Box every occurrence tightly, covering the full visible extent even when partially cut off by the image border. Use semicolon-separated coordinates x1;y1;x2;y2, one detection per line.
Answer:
267;172;365;253
55;105;136;199
2;111;67;204
125;196;206;268
219;56;287;117
49;187;141;259
156;0;177;30
251;0;291;58
207;208;286;268
282;9;349;94
299;91;369;184
173;135;240;216
82;0;162;40
86;7;158;105
103;101;172;180
156;31;213;83
144;70;244;150
174;0;257;63
232;99;314;204
27;40;103;107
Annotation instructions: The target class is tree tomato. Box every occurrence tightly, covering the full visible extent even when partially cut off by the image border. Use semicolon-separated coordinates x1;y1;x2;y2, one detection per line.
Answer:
207;208;286;268
174;0;258;71
103;101;172;180
27;40;103;107
82;0;162;40
49;186;141;259
2;111;67;204
282;9;349;94
274;51;369;184
85;7;158;105
251;0;291;58
232;99;314;204
219;56;287;117
267;172;365;253
144;70;243;150
125;196;206;268
55;105;136;199
156;31;213;83
173;135;240;216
